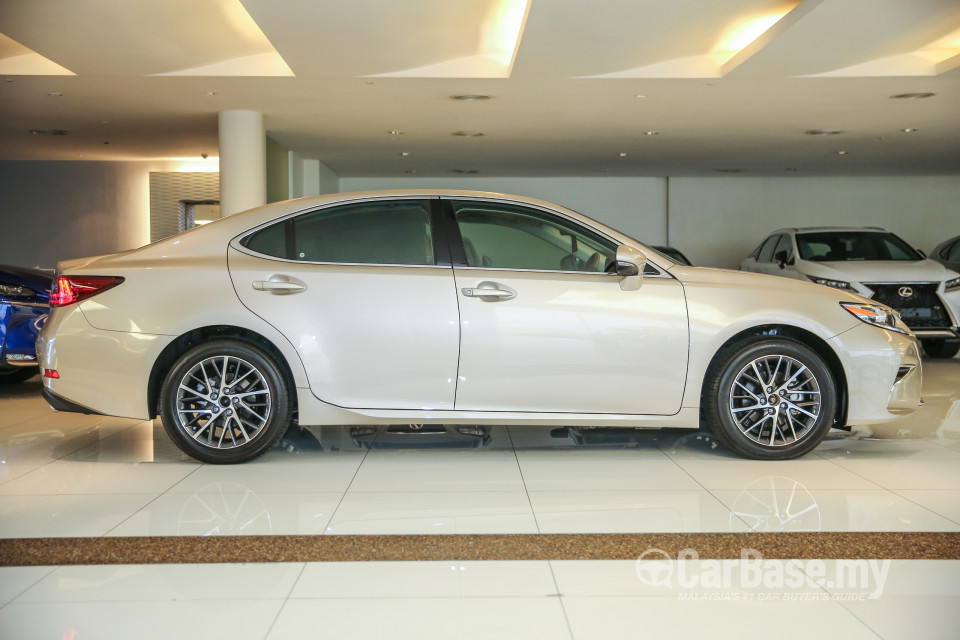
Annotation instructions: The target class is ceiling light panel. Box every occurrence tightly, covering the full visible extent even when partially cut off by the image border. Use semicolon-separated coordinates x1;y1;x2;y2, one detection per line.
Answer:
243;0;529;78
0;0;292;76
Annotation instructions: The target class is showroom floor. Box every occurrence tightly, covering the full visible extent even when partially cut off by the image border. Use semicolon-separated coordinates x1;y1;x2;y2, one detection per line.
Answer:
1;360;958;639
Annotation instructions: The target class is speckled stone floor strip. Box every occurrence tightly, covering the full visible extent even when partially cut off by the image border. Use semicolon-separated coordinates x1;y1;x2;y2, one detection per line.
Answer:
1;532;958;566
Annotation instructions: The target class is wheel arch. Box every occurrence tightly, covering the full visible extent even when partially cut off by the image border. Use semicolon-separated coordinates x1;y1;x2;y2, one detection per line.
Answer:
700;324;849;429
147;325;299;420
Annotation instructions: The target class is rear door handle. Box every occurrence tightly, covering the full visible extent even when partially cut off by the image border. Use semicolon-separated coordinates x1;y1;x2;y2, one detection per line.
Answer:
252;277;306;294
461;281;516;301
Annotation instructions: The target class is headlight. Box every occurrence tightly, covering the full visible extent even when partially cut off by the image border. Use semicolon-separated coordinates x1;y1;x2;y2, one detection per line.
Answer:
840;302;910;335
807;276;856;292
945;277;960;293
0;283;36;298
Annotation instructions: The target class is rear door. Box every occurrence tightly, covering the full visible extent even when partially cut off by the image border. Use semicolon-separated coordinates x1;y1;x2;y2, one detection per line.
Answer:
228;197;460;410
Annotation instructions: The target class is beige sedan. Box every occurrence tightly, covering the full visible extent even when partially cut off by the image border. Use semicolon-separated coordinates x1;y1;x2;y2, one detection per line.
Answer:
38;191;922;462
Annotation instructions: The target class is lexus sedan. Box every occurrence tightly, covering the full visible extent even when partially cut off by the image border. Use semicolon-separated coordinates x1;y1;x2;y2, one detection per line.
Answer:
741;227;960;359
1;265;51;384
38;191;922;463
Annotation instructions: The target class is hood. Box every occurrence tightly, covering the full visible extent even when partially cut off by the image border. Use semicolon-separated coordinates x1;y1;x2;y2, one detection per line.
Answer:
800;259;951;284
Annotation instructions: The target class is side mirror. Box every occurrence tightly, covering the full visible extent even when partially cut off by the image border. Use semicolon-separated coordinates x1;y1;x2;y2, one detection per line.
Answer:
616;245;646;291
773;250;788;269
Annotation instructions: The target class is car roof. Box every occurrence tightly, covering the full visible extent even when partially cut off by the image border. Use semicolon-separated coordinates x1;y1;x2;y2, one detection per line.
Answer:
770;226;890;235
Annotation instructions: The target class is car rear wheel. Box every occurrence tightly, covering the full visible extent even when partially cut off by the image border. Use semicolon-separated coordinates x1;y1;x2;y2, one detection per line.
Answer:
159;340;292;464
0;367;37;385
703;337;836;460
921;338;960;359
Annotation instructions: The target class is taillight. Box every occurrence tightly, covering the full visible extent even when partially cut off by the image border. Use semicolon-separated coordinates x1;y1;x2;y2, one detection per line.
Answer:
50;275;124;307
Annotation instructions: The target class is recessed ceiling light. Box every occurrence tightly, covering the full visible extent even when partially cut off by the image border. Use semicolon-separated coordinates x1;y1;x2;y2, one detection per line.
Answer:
205;90;217;96
388;130;404;136
452;131;485;137
451;169;479;174
890;92;934;99
618;152;629;157
643;131;659;136
716;168;742;173
29;129;68;136
837;150;848;155
450;94;492;101
399;152;411;157
101;120;111;125
4;78;14;83
403;169;416;174
785;168;799;172
102;141;110;145
634;94;647;99
805;129;843;136
901;128;919;133
47;92;62;97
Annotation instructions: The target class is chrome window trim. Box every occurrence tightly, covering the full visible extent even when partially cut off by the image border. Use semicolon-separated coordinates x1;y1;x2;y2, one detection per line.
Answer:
453;265;673;279
230;195;441;268
448;196;672;277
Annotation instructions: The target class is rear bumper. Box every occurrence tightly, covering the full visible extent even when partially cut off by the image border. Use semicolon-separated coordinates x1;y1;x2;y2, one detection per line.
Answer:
41;386;103;415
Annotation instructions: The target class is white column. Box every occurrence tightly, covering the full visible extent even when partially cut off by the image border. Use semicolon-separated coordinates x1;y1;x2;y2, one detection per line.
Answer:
218;110;265;216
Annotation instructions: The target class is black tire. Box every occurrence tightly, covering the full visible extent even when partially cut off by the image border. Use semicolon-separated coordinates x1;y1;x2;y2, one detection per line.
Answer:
703;337;837;460
922;339;960;359
0;367;37;385
159;340;292;464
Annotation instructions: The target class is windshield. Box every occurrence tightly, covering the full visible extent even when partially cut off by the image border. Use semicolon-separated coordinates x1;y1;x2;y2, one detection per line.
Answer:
796;232;922;262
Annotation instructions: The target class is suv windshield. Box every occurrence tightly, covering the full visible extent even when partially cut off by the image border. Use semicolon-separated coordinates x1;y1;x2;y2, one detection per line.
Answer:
796;231;922;262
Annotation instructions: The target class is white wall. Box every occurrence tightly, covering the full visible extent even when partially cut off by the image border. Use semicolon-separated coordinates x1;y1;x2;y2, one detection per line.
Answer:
0;160;177;270
290;153;340;198
668;176;960;268
340;177;668;245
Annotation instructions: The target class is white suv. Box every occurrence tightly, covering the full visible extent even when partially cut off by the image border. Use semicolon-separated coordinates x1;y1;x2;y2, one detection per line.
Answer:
741;227;960;358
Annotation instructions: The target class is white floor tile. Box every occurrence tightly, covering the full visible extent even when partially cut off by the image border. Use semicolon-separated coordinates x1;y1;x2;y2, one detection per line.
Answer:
348;449;525;492
561;595;879;640
0;494;157;537
826;457;960;491
710;486;960;532
166;454;364;494
517;454;701;492
267;597;572;640
838;596;960;640
0;600;285;640
107;489;343;536
896;490;960;524
15;563;305;602
291;560;557;598
0;567;55;605
325;491;538;534
671;458;880;491
0;459;200;496
529;490;746;533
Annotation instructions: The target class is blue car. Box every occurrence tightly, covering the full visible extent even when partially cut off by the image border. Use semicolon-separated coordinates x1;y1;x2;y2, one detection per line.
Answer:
0;265;52;385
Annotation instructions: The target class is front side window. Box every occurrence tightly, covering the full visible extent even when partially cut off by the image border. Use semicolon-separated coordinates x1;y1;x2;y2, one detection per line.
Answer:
945;240;960;262
796;232;922;262
451;201;617;273
756;235;781;263
242;200;435;266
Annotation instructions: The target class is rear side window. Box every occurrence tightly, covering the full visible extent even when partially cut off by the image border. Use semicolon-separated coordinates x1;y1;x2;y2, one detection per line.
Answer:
241;200;435;266
756;235;780;263
946;240;960;262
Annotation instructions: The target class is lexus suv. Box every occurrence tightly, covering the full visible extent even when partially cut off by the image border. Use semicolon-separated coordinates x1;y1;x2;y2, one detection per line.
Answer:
741;227;960;358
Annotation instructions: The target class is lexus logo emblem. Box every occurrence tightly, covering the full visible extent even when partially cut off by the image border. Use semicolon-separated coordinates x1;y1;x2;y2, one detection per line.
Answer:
898;286;914;298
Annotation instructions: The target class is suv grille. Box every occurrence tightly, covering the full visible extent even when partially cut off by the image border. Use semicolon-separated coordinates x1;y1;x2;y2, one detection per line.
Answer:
864;283;952;329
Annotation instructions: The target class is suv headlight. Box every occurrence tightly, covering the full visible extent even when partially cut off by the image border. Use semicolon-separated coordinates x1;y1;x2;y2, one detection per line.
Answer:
945;276;960;293
840;302;910;335
807;276;856;292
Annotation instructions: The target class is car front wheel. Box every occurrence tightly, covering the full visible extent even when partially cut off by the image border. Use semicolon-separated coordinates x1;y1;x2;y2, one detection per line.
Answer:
159;340;292;464
922;338;960;359
703;338;837;460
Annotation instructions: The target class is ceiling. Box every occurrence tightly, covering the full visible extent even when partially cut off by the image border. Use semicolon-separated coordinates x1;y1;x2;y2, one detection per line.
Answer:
0;0;958;177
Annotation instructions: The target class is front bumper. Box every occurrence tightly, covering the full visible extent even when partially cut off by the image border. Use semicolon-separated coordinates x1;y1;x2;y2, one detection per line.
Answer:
829;323;922;424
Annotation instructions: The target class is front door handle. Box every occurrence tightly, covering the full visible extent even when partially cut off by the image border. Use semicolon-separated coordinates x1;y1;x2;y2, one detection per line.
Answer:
461;281;516;301
252;277;306;294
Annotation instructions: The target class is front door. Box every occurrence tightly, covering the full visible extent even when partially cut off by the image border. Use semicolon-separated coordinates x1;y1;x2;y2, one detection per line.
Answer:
447;199;689;415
